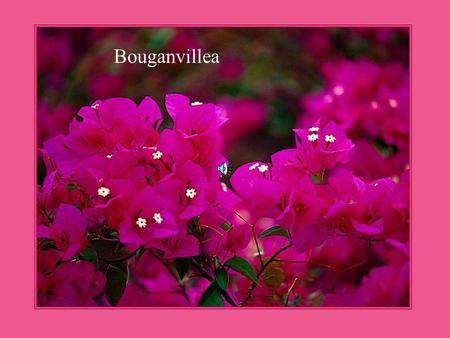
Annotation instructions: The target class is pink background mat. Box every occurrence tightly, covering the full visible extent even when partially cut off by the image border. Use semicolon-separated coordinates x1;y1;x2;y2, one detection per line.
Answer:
1;0;449;336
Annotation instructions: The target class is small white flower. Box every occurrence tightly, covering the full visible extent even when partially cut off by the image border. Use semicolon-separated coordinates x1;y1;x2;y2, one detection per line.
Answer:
91;103;100;110
249;163;260;171
186;188;197;199
308;127;319;132
307;133;319;142
388;99;398;108
191;101;203;106
333;86;344;96
324;94;333;103
325;134;336;143
258;164;269;173
221;182;228;192
106;154;113;159
370;101;379;109
97;186;110;197
136;217;147;228
152;150;163;160
153;212;163;224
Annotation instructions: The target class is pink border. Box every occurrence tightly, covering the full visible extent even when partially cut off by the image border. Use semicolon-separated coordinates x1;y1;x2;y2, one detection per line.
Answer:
2;0;448;335
34;25;412;311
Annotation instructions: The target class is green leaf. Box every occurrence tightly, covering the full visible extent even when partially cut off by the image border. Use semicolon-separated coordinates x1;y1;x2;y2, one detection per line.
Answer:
198;282;224;306
374;138;397;158
187;217;200;236
309;266;323;279
173;258;189;280
79;246;97;266
104;264;128;306
313;293;324;307
262;266;285;288
134;247;145;265
258;226;291;240
310;173;322;184
66;183;77;191
224;256;258;283
307;291;324;307
291;295;301;307
213;256;221;269
37;238;56;250
215;268;229;290
219;222;232;231
310;170;327;185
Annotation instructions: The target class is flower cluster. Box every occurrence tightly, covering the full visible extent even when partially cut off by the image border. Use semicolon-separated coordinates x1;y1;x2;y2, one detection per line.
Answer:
37;94;234;305
37;87;409;307
298;59;409;181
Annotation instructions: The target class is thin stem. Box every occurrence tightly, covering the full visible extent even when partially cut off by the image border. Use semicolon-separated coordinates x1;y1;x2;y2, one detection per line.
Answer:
296;275;332;292
273;259;336;270
233;210;264;268
334;259;367;282
331;232;382;243
284;277;298;306
150;250;190;304
242;243;293;306
90;236;120;243
98;250;136;263
199;224;225;255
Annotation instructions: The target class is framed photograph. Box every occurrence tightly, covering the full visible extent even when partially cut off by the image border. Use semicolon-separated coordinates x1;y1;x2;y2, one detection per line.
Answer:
36;26;410;308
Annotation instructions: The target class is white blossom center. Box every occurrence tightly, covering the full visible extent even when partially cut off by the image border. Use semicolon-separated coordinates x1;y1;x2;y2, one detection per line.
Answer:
249;163;260;171
136;217;148;228
325;134;336;143
308;133;319;142
152;150;163;160
153;212;163;224
97;186;110;197
186;188;197;199
258;164;269;173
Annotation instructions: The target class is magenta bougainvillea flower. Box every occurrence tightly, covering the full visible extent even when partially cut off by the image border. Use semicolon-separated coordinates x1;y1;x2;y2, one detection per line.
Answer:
219;99;268;150
293;121;354;173
37;250;105;306
119;186;179;251
118;251;190;306
298;59;409;180
37;204;88;261
299;60;409;144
